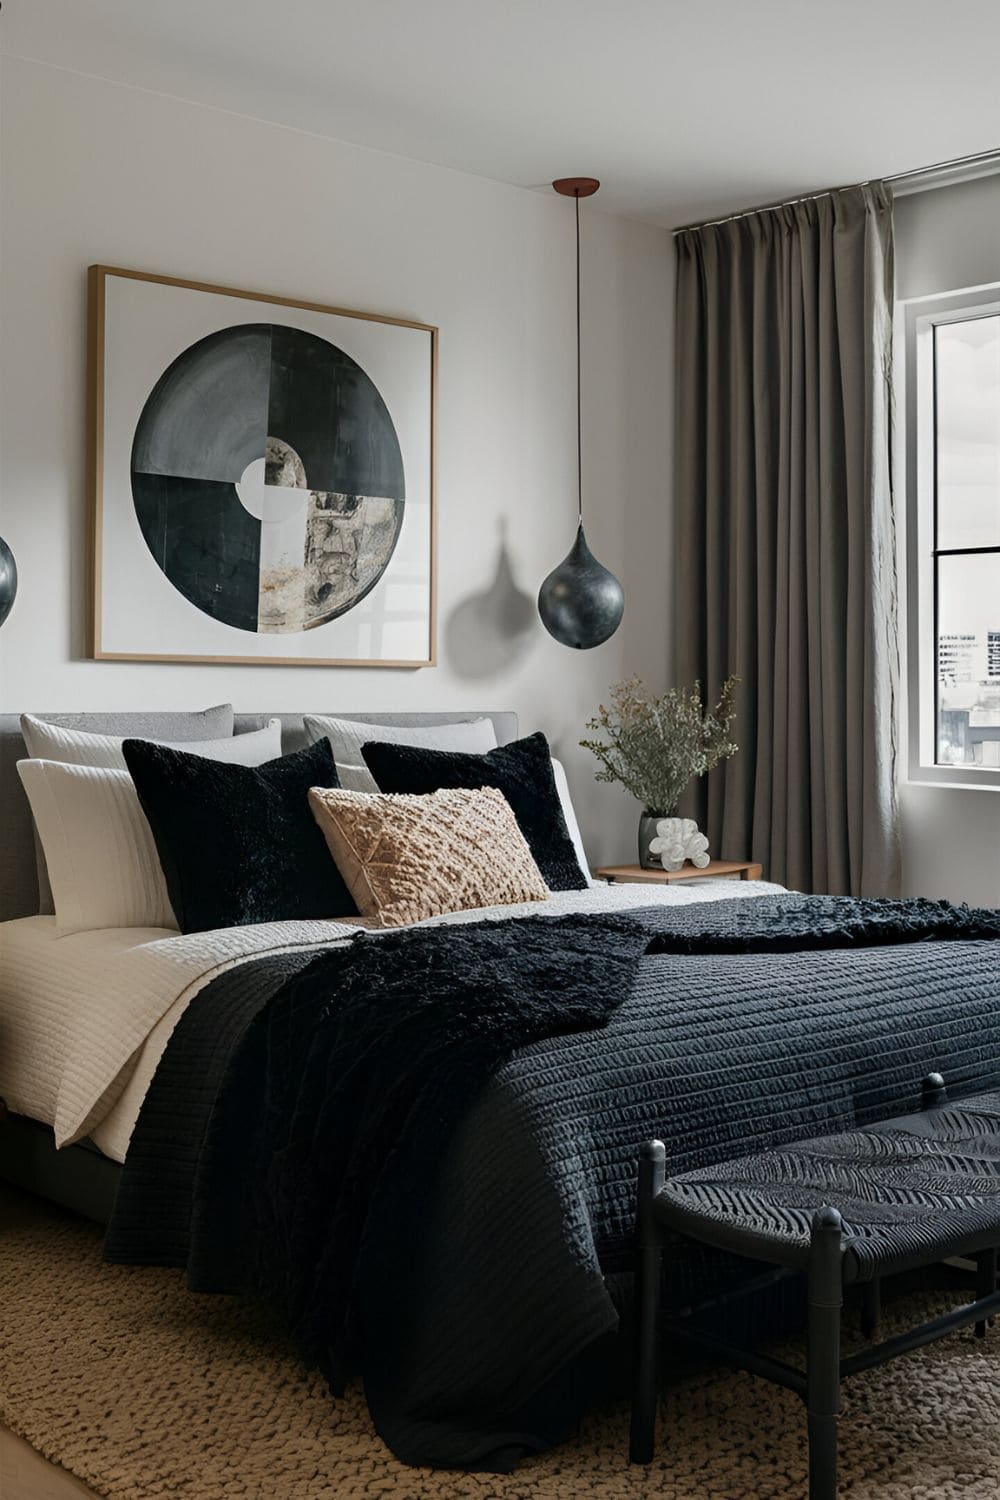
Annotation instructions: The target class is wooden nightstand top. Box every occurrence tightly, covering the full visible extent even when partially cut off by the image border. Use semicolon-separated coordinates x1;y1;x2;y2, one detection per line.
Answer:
593;860;763;885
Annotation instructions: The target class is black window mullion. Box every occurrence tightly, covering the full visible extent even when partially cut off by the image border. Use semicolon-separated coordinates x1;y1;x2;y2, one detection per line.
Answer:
933;545;1000;558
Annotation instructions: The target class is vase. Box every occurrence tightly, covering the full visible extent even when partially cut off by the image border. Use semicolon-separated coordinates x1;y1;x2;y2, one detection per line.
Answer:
638;814;662;869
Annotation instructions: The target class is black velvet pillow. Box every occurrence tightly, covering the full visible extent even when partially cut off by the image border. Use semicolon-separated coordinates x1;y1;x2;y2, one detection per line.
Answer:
361;730;588;891
122;737;354;933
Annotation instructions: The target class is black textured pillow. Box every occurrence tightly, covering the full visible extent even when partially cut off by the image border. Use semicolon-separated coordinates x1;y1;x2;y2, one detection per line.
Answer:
361;731;587;891
122;737;354;933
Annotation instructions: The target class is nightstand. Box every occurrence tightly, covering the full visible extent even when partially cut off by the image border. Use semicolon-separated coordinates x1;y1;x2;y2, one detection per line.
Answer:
593;860;763;885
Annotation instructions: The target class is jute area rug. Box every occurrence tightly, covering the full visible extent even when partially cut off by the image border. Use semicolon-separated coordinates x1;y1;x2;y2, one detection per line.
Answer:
1;1192;999;1499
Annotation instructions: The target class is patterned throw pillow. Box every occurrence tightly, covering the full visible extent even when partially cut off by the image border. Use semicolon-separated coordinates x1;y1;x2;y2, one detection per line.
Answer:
307;784;550;928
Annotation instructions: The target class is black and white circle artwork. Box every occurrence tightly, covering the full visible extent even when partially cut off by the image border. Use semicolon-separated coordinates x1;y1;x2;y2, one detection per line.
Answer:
130;324;405;633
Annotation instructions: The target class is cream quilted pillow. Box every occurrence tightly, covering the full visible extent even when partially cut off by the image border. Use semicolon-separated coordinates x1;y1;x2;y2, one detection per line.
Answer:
16;760;177;934
308;784;549;928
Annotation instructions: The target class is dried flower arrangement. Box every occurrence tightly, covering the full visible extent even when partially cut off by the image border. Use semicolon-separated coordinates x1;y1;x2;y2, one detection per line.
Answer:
581;675;739;817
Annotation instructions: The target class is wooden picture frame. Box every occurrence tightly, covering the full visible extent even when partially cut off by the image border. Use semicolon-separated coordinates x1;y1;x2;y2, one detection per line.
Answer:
88;265;437;667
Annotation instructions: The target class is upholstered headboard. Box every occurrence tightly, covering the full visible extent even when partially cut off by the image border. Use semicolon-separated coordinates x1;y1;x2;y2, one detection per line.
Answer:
0;710;518;923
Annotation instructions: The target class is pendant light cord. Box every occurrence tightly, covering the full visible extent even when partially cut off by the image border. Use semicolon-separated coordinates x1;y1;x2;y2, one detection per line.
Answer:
575;189;583;528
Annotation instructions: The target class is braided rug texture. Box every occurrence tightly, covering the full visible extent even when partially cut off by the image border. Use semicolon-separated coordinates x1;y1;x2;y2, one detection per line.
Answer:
2;1199;1000;1499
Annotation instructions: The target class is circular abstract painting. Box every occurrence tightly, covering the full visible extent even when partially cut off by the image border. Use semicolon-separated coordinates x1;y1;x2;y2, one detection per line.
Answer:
130;324;405;633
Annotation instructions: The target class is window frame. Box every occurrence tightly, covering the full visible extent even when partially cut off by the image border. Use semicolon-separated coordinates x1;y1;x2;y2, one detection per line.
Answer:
901;283;1000;790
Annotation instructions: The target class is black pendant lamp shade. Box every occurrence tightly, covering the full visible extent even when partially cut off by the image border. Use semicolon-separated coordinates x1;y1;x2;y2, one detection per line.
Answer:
538;177;624;650
0;537;16;629
538;522;624;650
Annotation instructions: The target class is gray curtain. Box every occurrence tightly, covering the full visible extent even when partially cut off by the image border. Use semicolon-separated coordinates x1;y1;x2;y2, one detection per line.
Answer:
674;184;899;896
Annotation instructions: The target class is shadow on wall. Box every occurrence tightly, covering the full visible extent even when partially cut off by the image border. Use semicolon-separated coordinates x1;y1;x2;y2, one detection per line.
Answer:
444;527;538;679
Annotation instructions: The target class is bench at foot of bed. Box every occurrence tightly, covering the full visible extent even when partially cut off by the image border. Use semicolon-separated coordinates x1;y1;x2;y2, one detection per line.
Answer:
630;1072;1000;1500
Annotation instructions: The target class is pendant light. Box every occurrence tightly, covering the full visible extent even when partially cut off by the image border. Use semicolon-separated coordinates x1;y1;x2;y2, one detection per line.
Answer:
538;177;624;650
0;537;16;629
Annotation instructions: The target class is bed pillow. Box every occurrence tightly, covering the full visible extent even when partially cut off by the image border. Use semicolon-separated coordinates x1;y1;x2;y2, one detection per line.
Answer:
361;731;589;891
302;715;498;792
16;760;178;935
122;737;354;934
20;703;233;751
549;758;593;886
19;704;256;914
20;713;282;771
308;784;549;928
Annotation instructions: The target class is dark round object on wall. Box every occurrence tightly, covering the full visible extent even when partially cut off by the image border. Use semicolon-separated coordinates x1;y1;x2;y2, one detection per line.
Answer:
537;524;624;650
0;536;17;629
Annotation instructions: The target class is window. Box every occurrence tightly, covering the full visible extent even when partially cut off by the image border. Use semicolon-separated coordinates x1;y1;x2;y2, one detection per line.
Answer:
902;289;1000;786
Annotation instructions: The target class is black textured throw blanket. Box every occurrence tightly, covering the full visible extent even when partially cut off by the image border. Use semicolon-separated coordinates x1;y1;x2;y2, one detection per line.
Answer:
106;894;1000;1470
640;893;1000;953
107;915;649;1378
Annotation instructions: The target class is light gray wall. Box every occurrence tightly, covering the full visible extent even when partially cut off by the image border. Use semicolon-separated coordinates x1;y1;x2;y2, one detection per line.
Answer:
894;173;1000;904
894;175;1000;300
0;55;674;868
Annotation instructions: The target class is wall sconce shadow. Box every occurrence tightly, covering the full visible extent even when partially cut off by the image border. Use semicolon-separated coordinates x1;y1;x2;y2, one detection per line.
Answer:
444;528;537;680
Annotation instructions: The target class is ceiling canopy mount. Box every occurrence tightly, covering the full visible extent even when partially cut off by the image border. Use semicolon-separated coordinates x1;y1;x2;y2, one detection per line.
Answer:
552;177;600;198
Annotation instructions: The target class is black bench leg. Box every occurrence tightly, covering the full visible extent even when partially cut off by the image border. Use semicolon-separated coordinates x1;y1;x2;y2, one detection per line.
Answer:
807;1207;843;1500
861;1277;881;1339
922;1071;948;1109
630;1139;666;1464
975;1247;997;1338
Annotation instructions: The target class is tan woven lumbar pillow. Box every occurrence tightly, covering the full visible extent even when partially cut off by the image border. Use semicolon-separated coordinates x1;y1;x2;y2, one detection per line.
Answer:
307;784;550;927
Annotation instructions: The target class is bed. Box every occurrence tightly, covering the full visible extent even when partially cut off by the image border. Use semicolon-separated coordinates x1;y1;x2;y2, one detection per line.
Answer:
1;708;998;1471
0;709;782;1208
0;706;782;1193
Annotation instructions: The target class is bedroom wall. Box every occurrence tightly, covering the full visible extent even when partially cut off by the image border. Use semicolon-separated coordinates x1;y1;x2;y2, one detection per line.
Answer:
0;55;673;866
894;174;1000;905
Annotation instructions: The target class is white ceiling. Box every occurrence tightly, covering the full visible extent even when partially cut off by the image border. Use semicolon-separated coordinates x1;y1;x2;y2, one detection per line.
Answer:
4;0;1000;227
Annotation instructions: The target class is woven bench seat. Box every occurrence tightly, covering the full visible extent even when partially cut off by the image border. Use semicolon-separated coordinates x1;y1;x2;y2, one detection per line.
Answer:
629;1075;1000;1500
657;1088;1000;1282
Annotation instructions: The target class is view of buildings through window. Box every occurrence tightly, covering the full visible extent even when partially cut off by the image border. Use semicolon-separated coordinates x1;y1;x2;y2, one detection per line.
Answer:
934;311;1000;767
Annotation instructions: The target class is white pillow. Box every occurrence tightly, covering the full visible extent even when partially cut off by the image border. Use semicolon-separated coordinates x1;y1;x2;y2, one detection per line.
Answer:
16;723;285;934
302;715;498;792
17;761;177;935
20;714;283;770
20;717;284;915
550;758;593;887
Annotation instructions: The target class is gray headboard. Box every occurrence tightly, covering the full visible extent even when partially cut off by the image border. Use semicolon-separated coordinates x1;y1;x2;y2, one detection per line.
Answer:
0;710;518;923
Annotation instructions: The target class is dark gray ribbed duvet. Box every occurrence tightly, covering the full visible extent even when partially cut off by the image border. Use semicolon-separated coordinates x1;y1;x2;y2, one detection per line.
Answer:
105;896;1000;1469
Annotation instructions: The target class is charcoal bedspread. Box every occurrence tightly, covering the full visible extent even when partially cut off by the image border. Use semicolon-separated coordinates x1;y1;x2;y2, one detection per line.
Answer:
106;896;1000;1469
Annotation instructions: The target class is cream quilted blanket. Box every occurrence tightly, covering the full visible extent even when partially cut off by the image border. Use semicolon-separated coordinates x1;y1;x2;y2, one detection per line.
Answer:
0;878;783;1159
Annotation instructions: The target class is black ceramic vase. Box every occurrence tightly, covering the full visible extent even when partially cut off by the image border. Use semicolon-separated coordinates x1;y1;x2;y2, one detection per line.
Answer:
537;524;624;650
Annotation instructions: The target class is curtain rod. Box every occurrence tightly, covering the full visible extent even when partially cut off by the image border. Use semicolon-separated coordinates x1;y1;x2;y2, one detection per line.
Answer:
671;145;1000;236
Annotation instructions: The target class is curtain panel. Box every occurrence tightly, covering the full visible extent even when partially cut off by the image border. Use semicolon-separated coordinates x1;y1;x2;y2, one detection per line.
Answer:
674;184;899;895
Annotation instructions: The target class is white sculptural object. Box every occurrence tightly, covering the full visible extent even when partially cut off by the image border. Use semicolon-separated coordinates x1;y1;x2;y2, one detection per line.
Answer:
648;817;710;872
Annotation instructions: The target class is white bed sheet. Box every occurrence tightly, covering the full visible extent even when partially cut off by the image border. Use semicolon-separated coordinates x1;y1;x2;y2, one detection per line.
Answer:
0;878;785;1163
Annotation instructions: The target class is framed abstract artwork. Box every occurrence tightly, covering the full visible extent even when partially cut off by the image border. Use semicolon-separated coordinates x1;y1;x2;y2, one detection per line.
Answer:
87;266;436;666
